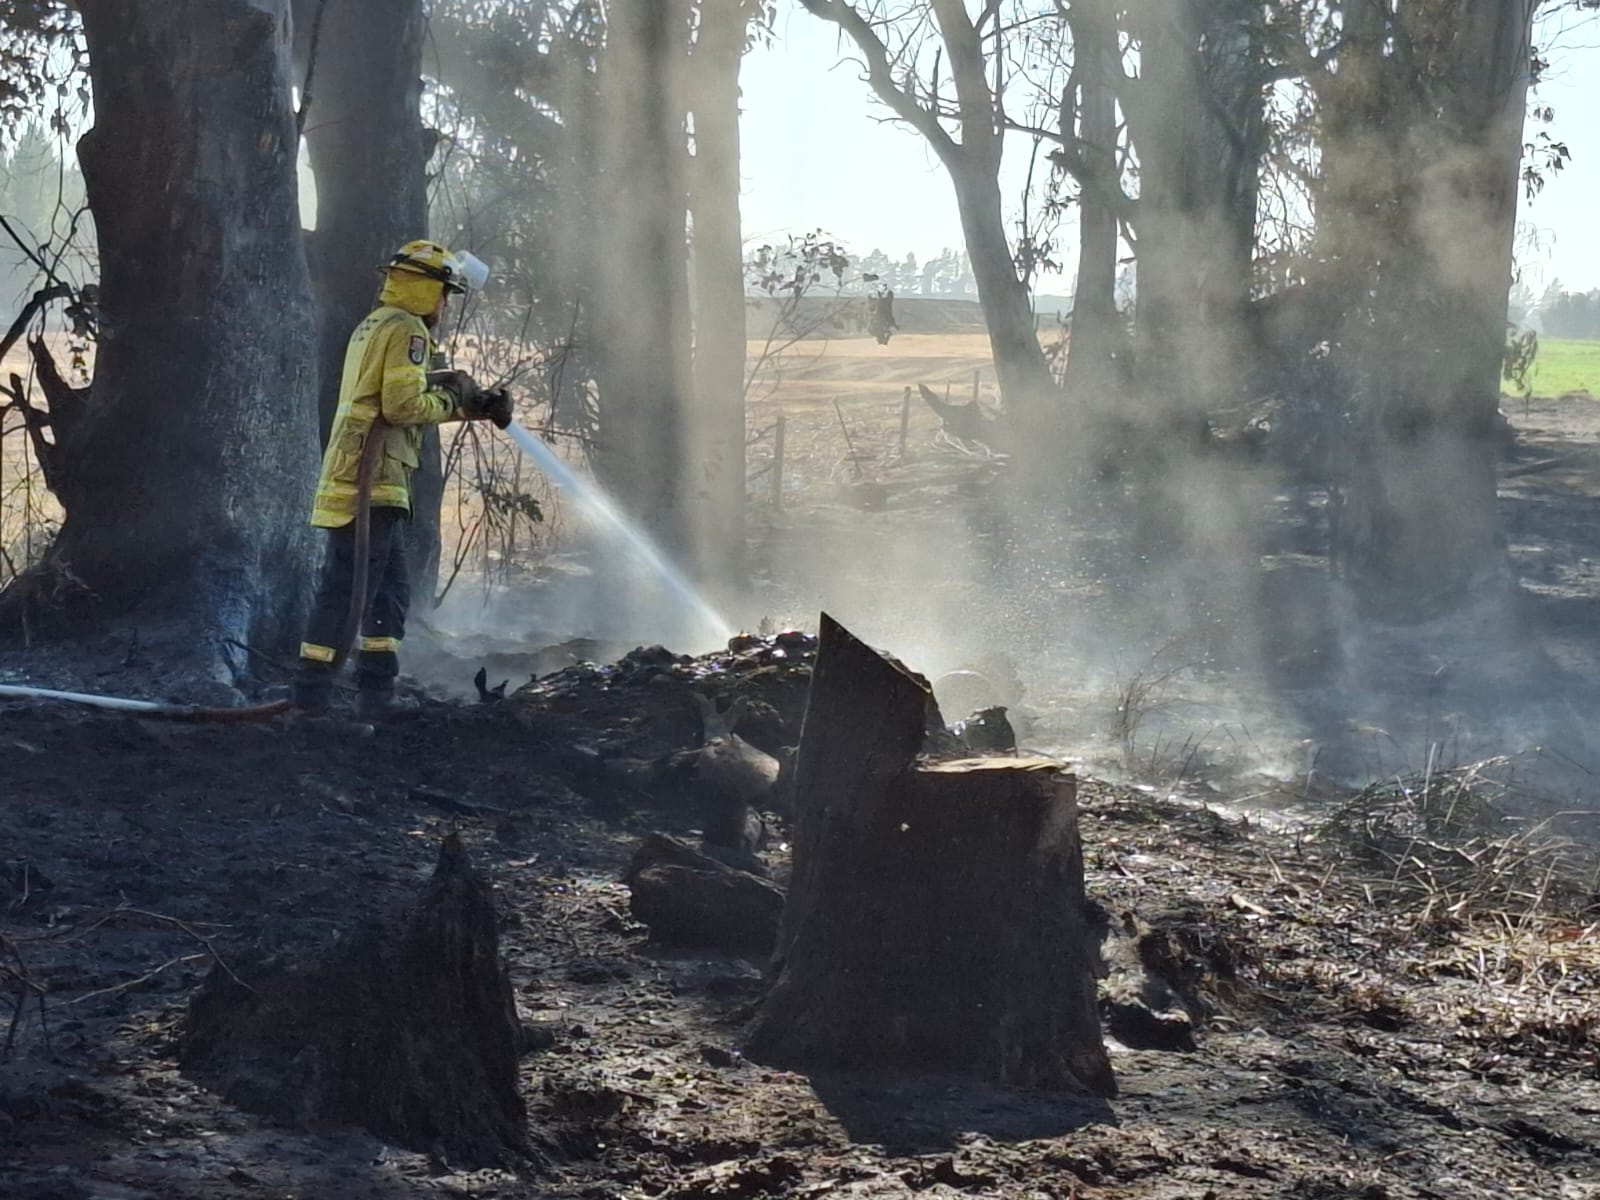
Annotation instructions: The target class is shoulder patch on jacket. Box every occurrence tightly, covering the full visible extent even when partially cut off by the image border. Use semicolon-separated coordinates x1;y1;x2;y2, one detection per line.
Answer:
408;335;427;366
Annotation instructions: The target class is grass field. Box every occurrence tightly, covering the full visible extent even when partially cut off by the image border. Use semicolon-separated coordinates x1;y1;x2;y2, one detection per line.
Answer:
1530;337;1600;397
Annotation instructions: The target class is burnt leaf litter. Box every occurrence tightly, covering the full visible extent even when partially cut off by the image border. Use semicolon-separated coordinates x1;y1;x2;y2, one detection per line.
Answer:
2;629;1598;1199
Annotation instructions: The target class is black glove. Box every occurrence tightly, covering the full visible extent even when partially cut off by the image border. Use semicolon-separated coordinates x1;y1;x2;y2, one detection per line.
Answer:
470;386;515;430
427;368;481;410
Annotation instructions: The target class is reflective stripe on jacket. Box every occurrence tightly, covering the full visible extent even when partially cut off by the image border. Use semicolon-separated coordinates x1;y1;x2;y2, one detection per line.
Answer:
310;306;459;528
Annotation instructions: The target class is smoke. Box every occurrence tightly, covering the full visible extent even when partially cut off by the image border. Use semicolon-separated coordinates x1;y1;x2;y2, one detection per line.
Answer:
405;1;1600;816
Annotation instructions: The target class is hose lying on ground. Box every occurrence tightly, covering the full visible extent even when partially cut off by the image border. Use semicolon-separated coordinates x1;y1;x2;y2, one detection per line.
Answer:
0;422;388;723
0;683;291;722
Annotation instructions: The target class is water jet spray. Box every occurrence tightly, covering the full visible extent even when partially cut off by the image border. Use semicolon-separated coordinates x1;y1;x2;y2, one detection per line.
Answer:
501;421;733;648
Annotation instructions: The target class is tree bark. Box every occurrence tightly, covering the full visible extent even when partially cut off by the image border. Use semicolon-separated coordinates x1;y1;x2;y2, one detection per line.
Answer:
687;1;751;593
293;0;440;598
1061;0;1124;395
1123;0;1264;422
949;168;1059;451
748;614;1114;1095
5;0;319;676
1322;0;1532;613
590;0;695;562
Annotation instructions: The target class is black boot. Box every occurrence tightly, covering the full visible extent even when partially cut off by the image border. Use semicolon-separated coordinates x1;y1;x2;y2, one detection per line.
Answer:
290;670;334;714
356;686;420;723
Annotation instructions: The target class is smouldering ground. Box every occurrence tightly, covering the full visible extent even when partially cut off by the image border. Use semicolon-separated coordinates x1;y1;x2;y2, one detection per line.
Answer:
2;641;1597;1199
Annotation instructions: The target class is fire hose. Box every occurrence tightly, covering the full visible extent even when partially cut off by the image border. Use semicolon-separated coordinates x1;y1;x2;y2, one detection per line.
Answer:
0;420;392;723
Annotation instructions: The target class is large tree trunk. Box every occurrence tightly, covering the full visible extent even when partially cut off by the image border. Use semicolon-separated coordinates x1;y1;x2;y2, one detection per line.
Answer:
926;0;1057;460
1125;2;1263;421
590;0;695;560
748;614;1114;1095
1324;0;1531;614
5;0;319;682
293;0;440;599
687;1;750;595
796;0;1060;475
948;167;1059;452
1061;0;1123;396
1115;2;1267;564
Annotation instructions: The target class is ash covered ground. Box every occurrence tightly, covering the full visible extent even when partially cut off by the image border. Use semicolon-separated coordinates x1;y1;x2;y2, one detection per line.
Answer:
5;396;1600;1198
2;625;1598;1199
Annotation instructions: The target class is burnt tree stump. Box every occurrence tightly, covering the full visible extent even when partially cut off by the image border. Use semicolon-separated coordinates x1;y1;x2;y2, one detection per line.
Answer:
747;614;1114;1096
179;835;535;1168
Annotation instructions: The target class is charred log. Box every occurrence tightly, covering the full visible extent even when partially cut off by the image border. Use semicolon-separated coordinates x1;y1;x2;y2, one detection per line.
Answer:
919;382;1011;453
15;339;89;496
625;833;784;954
0;289;86;499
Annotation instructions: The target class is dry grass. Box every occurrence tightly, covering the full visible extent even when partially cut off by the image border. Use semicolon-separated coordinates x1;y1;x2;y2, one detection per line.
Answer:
1319;754;1600;922
1082;774;1600;1078
1108;639;1204;768
0;337;70;588
745;330;1011;504
1297;757;1600;1071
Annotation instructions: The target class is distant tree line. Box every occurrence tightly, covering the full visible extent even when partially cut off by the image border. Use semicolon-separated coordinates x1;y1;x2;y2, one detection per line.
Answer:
848;248;978;299
1536;283;1600;340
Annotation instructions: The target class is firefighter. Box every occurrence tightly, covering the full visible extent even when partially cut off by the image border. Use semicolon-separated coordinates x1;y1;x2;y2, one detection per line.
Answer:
291;239;512;719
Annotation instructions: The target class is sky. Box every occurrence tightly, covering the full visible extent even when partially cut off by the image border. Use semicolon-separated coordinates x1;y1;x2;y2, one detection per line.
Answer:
737;4;1600;297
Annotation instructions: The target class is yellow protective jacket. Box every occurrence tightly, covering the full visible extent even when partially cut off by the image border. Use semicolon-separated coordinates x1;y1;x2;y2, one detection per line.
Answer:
310;305;460;528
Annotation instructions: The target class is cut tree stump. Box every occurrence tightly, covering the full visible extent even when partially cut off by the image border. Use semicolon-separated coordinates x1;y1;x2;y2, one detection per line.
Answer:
179;835;535;1169
747;614;1114;1096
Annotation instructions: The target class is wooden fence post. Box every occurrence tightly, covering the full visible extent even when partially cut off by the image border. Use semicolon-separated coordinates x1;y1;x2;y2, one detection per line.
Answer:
771;414;786;510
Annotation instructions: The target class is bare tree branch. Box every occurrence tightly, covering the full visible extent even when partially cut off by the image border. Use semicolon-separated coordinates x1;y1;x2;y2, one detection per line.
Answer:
930;0;999;159
794;0;957;157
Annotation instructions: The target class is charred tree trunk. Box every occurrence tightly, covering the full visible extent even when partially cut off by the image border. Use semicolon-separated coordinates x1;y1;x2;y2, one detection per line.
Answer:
687;1;751;592
2;0;319;677
1060;0;1124;396
748;615;1114;1095
1322;0;1531;614
293;0;441;598
1114;2;1268;564
180;836;535;1168
1124;0;1264;422
591;0;695;562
